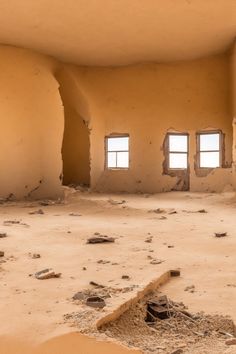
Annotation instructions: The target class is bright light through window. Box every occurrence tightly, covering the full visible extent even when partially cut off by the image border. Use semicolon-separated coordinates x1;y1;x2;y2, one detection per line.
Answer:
199;133;220;168
107;136;129;169
168;134;188;169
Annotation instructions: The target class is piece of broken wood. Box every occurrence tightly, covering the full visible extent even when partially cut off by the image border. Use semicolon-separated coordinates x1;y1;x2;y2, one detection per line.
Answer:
90;281;105;288
87;236;115;244
0;233;7;238
215;232;227;238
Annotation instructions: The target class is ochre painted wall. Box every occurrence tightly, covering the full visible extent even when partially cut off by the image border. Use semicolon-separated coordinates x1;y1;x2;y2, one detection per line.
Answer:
75;54;233;193
0;46;64;199
0;46;233;198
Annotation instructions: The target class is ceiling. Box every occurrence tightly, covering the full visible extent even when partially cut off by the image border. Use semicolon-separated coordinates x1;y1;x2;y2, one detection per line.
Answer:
0;0;235;66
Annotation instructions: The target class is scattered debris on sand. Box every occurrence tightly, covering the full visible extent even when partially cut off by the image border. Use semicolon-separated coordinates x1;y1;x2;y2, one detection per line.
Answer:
170;270;181;277
108;199;126;205
149;208;166;214
0;233;7;238
69;212;81;216
29;209;44;215
3;220;21;225
34;268;61;280
28;253;41;259
86;296;106;309
215;232;227;238
145;236;153;243
149;208;178;215
39;200;62;206
97;259;110;264
183;209;208;214
87;233;115;244
98;293;235;354
3;220;30;227
198;209;207;213
71;283;138;312
0;193;15;204
150;259;164;265
90;281;105;288
159;216;167;220
184;285;196;293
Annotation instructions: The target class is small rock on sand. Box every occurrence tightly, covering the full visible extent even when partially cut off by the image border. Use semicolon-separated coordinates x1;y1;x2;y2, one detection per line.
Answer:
0;251;4;257
0;233;7;238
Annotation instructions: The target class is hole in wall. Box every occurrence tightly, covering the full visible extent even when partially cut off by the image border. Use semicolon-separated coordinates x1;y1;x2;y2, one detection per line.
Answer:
55;68;91;188
61;108;90;187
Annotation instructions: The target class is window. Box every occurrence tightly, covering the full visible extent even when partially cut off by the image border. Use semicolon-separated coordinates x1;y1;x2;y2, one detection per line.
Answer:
168;134;188;169
197;132;221;168
106;136;129;169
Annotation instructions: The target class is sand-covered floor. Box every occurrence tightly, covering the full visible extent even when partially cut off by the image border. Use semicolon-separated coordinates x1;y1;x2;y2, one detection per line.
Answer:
0;190;235;353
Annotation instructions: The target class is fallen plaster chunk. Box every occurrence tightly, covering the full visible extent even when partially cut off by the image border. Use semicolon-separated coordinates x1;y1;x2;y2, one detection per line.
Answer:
35;268;61;280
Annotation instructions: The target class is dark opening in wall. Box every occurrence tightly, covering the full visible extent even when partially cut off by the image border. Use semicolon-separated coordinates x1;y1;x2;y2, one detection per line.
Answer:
61;109;90;187
55;67;91;188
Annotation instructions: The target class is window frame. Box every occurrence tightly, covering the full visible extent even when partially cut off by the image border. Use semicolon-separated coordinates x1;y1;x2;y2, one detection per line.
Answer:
105;134;130;170
196;130;222;169
167;132;189;170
